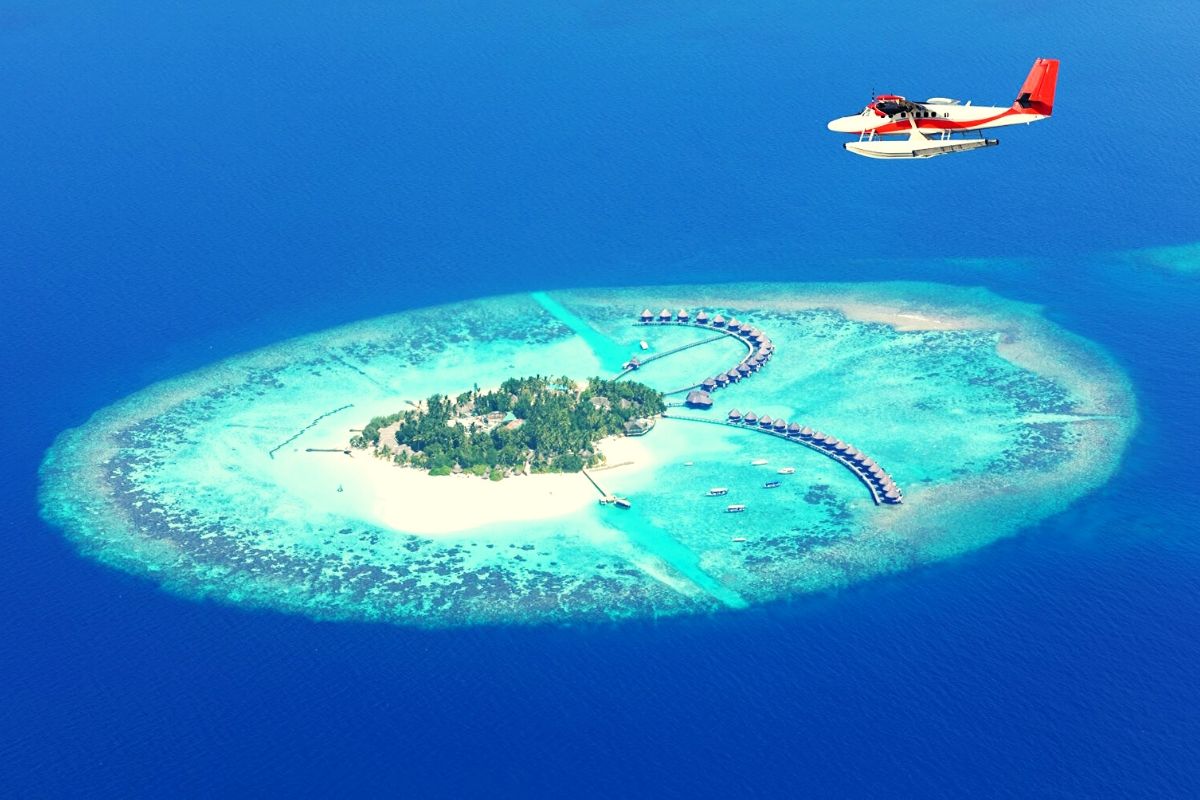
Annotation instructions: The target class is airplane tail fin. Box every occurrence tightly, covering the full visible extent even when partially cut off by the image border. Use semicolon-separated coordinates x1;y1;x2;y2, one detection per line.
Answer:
1014;58;1059;115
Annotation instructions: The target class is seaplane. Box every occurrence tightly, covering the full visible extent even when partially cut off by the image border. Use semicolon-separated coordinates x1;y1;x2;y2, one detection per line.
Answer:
827;58;1058;159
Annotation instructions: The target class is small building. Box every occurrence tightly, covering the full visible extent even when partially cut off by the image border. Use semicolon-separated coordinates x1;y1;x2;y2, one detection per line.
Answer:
787;422;802;436
590;396;612;411
773;418;788;432
623;418;655;437
736;363;752;376
799;426;814;438
711;314;726;327
639;308;654;324
726;318;742;332
715;373;730;387
685;390;713;409
695;311;710;325
743;411;758;425
758;415;773;427
701;377;718;391
834;441;850;452
677;309;690;321
658;308;672;322
726;370;741;383
728;408;742;421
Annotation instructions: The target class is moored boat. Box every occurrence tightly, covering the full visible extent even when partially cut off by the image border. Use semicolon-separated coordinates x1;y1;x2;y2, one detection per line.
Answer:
707;487;728;496
763;480;781;489
726;504;746;513
750;458;768;466
777;467;795;475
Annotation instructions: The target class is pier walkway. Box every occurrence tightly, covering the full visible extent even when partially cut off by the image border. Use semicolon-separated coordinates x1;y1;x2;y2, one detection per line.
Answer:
618;316;769;398
627;308;901;506
662;411;901;505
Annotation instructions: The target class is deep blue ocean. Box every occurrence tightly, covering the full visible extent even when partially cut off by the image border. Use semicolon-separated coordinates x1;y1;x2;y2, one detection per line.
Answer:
3;2;1198;796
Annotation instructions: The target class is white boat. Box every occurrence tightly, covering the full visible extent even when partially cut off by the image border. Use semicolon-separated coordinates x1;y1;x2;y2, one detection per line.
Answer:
683;461;694;467
731;536;747;543
750;458;769;466
726;504;746;513
777;467;795;475
640;340;649;350
707;487;728;496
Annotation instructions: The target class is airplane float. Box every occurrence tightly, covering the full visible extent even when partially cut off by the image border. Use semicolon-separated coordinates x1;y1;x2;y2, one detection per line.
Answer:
827;58;1059;159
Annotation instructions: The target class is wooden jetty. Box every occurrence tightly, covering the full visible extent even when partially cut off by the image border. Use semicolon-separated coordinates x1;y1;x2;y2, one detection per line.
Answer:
621;312;773;397
629;307;900;507
662;410;903;506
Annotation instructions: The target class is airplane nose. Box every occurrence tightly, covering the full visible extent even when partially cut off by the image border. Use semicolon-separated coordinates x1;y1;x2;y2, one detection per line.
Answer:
827;116;860;133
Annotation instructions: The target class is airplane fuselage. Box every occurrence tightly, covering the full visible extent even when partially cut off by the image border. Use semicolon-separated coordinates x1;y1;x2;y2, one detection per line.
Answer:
827;101;1047;136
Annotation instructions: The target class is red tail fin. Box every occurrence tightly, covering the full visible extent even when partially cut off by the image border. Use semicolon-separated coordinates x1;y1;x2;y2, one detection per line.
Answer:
1014;58;1059;115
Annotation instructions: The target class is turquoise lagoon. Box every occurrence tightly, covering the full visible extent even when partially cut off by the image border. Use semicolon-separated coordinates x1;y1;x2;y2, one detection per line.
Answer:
39;283;1136;626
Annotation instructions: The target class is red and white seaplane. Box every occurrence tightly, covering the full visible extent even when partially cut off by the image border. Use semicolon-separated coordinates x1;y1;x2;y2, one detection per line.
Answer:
827;58;1059;159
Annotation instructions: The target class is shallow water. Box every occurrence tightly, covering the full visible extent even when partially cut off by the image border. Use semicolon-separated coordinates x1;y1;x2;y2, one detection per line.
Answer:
40;282;1135;626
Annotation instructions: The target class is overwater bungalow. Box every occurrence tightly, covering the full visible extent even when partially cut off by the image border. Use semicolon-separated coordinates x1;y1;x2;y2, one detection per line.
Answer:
736;363;752;377
711;314;726;327
726;318;742;332
772;419;788;432
695;311;710;325
743;411;758;425
658;308;672;322
726;369;741;383
883;490;901;503
701;377;718;391
715;373;730;387
639;309;653;324
787;422;802;437
834;441;850;452
727;408;742;422
758;415;773;428
685;390;713;409
799;426;814;438
677;309;690;322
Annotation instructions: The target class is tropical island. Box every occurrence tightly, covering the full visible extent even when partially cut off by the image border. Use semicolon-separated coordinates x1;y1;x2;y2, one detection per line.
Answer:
351;376;665;478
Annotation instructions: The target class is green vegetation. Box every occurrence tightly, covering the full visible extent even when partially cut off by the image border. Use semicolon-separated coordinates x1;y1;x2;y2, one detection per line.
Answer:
352;376;664;477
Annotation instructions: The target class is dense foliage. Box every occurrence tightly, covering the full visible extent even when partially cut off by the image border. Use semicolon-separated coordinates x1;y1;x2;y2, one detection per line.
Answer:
351;376;664;476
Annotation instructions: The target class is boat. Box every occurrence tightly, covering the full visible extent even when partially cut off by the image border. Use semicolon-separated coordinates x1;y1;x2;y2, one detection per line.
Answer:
639;340;649;350
726;504;746;513
683;461;694;467
763;481;781;489
777;467;795;475
707;487;728;496
750;458;769;466
614;497;632;509
731;536;747;543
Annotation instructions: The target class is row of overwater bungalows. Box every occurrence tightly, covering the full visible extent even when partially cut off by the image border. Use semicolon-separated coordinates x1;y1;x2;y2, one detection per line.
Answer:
638;309;775;399
723;409;903;505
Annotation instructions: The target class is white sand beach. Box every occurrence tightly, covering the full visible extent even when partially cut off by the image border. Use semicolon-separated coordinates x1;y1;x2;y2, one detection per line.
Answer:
335;434;656;535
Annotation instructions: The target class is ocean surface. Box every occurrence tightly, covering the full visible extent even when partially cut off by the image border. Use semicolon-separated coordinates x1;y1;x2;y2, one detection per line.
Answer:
3;2;1198;796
